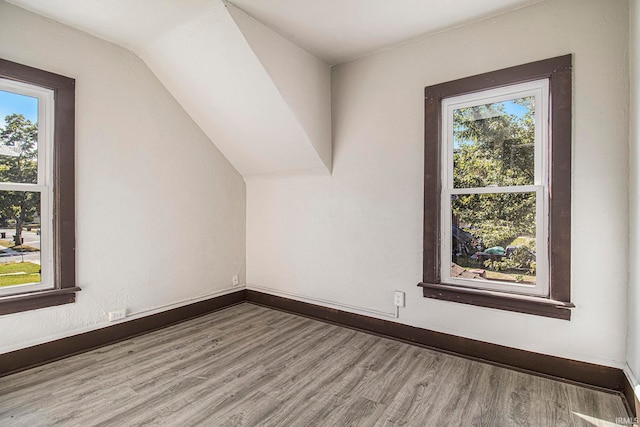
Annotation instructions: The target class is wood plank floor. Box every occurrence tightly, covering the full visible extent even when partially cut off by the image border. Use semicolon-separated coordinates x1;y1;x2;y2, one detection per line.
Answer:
0;303;630;426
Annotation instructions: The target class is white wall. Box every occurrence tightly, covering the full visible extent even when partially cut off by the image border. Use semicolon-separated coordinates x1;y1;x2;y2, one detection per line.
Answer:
4;0;332;178
138;0;328;177
247;0;630;367
228;3;332;173
0;2;246;353
628;0;640;398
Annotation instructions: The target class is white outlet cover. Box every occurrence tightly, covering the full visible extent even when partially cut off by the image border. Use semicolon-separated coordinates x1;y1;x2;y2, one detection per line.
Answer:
394;291;405;307
108;309;126;322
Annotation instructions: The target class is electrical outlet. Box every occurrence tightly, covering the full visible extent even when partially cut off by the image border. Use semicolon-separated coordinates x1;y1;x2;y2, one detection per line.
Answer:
393;291;405;307
108;309;126;322
232;275;240;286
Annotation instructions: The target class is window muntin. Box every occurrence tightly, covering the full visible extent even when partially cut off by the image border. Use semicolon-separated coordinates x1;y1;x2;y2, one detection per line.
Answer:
0;57;77;316
420;55;572;319
0;79;54;296
440;80;549;296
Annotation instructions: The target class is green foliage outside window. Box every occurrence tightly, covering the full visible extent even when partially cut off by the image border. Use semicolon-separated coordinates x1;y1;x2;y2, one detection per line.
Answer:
0;113;39;246
452;98;537;273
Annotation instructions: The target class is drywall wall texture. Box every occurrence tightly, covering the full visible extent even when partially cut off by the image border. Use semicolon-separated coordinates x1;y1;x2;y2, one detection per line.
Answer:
0;1;246;353
628;0;640;397
247;0;630;367
227;3;332;173
2;0;331;177
139;0;328;177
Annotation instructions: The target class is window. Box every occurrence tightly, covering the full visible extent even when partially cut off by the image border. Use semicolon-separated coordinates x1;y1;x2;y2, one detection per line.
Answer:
419;55;573;320
0;58;77;315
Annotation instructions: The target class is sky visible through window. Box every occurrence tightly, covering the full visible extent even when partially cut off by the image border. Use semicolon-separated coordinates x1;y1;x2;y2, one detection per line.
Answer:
0;90;38;128
453;99;529;149
0;88;42;290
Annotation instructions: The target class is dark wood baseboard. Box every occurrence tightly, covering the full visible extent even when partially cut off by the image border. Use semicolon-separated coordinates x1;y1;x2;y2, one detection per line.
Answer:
246;290;635;416
0;290;245;378
623;373;639;418
2;288;635;417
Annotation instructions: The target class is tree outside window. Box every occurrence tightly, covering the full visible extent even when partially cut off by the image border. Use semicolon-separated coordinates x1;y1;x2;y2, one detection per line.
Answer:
0;113;40;248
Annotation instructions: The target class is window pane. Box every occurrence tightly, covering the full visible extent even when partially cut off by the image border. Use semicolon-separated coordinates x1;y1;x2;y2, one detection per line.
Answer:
0;190;41;288
453;97;534;188
0;90;38;184
451;192;536;286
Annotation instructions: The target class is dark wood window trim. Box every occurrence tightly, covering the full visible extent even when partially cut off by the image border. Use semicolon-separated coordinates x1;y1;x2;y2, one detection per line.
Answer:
418;55;573;320
0;58;77;315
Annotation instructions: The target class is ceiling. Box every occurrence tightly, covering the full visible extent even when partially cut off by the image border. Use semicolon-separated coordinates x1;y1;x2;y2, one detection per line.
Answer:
4;0;217;53
8;0;542;65
229;0;543;65
4;0;544;177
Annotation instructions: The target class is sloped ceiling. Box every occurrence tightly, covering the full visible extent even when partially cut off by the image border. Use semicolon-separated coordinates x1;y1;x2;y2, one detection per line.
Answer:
137;2;332;177
5;0;542;177
5;0;332;177
229;0;544;65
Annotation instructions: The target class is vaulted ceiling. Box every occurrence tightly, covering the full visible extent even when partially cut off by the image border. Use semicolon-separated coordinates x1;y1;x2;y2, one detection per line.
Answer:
6;0;542;177
230;0;543;65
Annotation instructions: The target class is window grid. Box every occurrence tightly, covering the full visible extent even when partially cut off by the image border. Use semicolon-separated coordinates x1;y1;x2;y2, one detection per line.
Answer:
439;82;550;296
419;54;573;319
0;79;54;296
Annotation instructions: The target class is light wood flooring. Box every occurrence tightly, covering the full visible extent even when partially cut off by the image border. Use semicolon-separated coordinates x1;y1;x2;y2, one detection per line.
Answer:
0;303;631;426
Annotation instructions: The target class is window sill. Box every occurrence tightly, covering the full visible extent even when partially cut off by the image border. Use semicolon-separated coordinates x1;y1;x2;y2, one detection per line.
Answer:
418;282;574;320
0;287;81;316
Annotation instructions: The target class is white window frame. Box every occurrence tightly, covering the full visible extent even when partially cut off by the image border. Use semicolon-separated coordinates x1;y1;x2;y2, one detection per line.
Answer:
440;79;550;297
0;78;54;296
